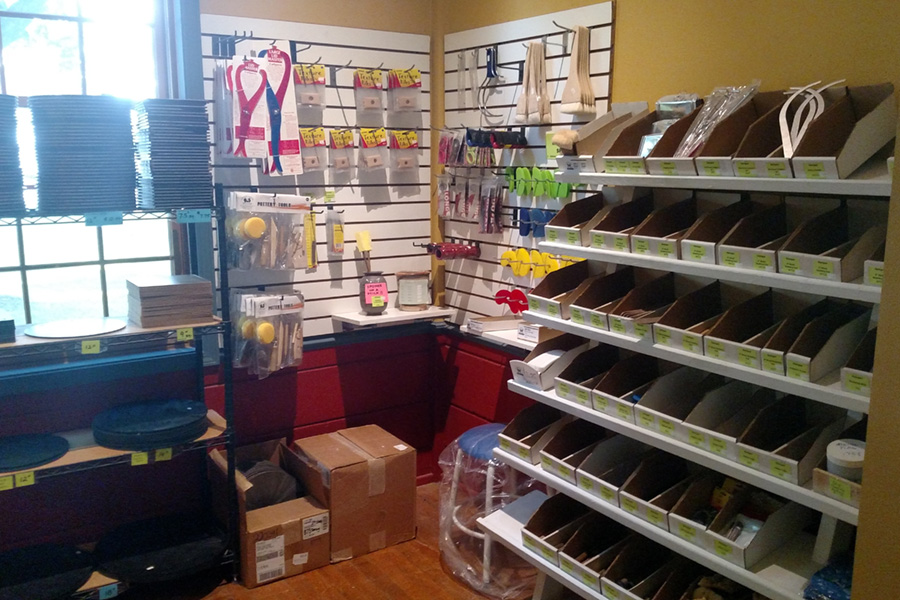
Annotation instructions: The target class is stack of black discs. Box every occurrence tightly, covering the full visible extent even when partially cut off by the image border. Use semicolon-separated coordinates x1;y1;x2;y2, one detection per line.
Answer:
0;544;94;600
135;99;212;209
92;399;208;451
0;94;24;217
29;95;136;215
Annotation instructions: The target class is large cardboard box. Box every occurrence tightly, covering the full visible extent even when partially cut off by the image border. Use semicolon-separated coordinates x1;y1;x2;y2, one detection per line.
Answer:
292;425;416;563
209;440;331;588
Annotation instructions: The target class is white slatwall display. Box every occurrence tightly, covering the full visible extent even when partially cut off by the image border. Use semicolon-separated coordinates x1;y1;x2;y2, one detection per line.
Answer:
441;4;614;323
200;15;431;337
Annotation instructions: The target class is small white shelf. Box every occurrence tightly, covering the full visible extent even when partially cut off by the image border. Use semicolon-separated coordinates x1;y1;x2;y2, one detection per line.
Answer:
491;450;819;600
460;326;537;351
507;380;858;525
538;241;881;304
332;307;456;328
523;310;869;414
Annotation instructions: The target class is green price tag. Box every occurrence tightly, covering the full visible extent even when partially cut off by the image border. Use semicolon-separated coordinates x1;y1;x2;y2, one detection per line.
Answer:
621;497;639;513
545;132;560;159
659;419;675;437
722;250;740;267
324;190;336;202
813;259;835;278
710;437;728;455
566;230;579;245
767;162;788;178
560;558;573;574
658;241;676;257
639;411;655;427
528;297;540;311
175;208;211;223
787;360;809;380
547;229;558;242
14;472;35;487
829;476;852;501
610;318;626;334
558;465;570;478
547;303;559;317
590;313;606;329
660;161;676;175
613;237;628;251
626;160;643;174
575;389;590;406
592;232;605;248
868;265;884;286
803;162;826;179
541;547;555;561
781;256;801;274
176;327;194;342
579;476;594;491
582;573;598;587
594;395;609;412
154;448;173;462
518;447;530;460
690;244;706;260
735;161;757;177
634;239;650;254
616;403;632;420
540;455;552;469
372;296;385;307
557;382;570;397
753;253;773;270
739;448;759;468
647;509;664;524
688;430;705;447
603;583;620;599
634;322;650;338
762;352;783;373
682;335;700;353
0;476;13;491
678;522;697;541
499;438;510;451
570;308;584;324
655;327;671;345
706;339;726;358
701;161;721;176
81;340;101;355
131;452;149;466
738;347;758;368
714;540;733;557
600;487;615;502
604;158;618;173
845;373;871;393
770;459;793;480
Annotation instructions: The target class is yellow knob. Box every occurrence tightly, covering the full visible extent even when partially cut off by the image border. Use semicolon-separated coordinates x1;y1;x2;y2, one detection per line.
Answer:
256;321;275;344
241;216;267;239
239;318;256;340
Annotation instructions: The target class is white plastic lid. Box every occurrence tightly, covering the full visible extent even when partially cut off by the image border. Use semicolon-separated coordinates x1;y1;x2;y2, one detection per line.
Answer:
827;439;866;469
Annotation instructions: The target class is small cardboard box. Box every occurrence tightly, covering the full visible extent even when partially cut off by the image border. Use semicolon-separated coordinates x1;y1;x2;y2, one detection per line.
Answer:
634;367;716;439
539;419;610;484
526;260;592;319
498;403;568;463
841;327;877;397
558;518;632;592
292;425;416;563
644;104;706;176
653;281;725;354
812;418;867;508
521;493;592;566
589;194;655;253
592;353;659;423
680;201;755;264
681;387;775;461
510;332;591;390
618;453;691;529
575;436;651;505
554;344;620;407
703;290;780;370
760;299;836;376
600;538;673;600
730;98;801;179
649;561;706;600
209;440;330;587
717;203;788;272
863;241;885;287
546;193;609;247
666;474;723;550
608;273;677;342
792;83;897;179
630;197;698;259
784;302;871;382
568;267;636;331
568;104;648;169
780;215;887;283
601;111;659;174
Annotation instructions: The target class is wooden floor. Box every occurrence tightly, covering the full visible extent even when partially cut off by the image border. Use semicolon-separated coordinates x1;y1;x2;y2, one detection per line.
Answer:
127;483;487;600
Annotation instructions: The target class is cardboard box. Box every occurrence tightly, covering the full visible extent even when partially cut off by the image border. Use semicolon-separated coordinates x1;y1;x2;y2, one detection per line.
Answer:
784;302;871;382
841;327;876;397
510;332;591;390
863;241;885;287
563;103;649;173
592;353;659;423
666;473;723;550
630;197;698;259
601;110;659;174
681;387;775;461
607;273;676;342
568;267;636;331
760;299;837;376
558;517;632;592
730;98;801;179
498;403;568;463
649;561;706;600
644;105;706;176
521;493;592;566
545;192;608;247
634;368;718;439
680;201;755;264
292;425;416;563
703;290;780;370
575;436;651;506
209;440;330;587
812;418;867;508
526;260;592;319
717;203;789;271
539;419;610;484
554;344;620;407
600;537;673;600
589;194;655;253
653;281;726;354
792;83;897;179
618;453;691;529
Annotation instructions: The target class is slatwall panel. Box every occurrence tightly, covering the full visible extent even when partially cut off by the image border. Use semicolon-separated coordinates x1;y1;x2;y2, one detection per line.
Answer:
200;15;431;337
441;4;614;324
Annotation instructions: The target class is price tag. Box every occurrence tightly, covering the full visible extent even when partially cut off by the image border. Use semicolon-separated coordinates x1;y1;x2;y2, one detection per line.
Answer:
579;476;594;491
701;161;721;176
721;250;740;267
155;448;173;462
0;476;13;491
678;522;697;541
634;322;649;339
324;190;336;203
626;160;643;174
739;448;759;468
787;359;809;380
762;352;783;373
766;162;788;178
639;411;655;428
591;233;605;248
738;347;758;368
14;472;35;487
770;458;793;480
659;161;676;175
590;313;606;329
85;212;123;226
714;540;733;557
131;452;149;466
557;382;570;397
845;373;871;393
544;132;560;159
547;229;558;242
541;455;552;469
753;253;773;271
600;486;615;502
682;335;700;353
688;430;705;447
621;497;639;513
547;303;559;318
570;308;584;324
582;572;598;587
647;509;664;524
528;297;540;311
518;447;530;460
706;339;725;358
372;296;385;307
593;395;609;412
813;259;835;278
499;438;510;451
565;230;579;245
658;241;676;257
603;583;620;599
803;162;826;179
176;327;194;342
655;327;671;345
867;265;884;286
616;403;632;420
659;419;676;437
575;389;590;406
781;256;801;274
829;476;852;501
558;465;571;478
98;584;120;599
523;535;537;550
610;318;626;334
690;244;706;260
560;558;573;574
735;161;757;177
540;546;555;561
710;437;728;456
176;208;211;224
81;340;101;355
634;239;650;254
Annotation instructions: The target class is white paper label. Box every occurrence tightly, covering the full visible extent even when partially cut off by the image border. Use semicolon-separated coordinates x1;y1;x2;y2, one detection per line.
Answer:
394;444;408;451
517;323;540;343
292;552;309;566
303;513;330;540
466;318;484;335
256;535;285;583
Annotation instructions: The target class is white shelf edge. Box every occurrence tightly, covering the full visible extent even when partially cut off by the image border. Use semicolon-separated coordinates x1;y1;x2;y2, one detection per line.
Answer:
539;241;881;304
555;170;892;198
460;326;537;351
507;380;858;525
493;449;818;600
523;311;870;414
332;307;455;327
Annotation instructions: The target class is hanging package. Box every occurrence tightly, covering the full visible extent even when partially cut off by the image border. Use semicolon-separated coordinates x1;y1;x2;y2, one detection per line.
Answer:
387;68;422;112
260;44;303;175
390;129;420;172
359;127;389;171
293;62;327;109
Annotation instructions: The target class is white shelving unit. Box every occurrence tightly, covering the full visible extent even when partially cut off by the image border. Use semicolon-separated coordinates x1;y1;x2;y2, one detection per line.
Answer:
523;310;869;414
508;380;858;525
486;452;819;600
459;326;537;351
332;307;456;328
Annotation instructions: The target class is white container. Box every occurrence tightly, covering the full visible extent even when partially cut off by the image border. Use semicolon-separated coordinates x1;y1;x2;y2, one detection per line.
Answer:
826;439;865;482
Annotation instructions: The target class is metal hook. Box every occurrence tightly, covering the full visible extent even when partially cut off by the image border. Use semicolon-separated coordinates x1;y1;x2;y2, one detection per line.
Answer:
552;20;573;32
295;42;313;53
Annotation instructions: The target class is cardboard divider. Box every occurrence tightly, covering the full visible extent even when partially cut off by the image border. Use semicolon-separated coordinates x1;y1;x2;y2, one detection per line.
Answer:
649;560;707;600
510;331;591;390
813;418;867;508
680;201;755;264
498;403;568;464
576;435;652;506
634;368;721;439
540;419;610;484
841;327;877;397
568;106;649;172
731;99;801;179
703;290;779;369
554;344;620;407
645;105;706;176
630;197;698;259
792;83;897;179
618;452;691;527
521;493;592;566
559;521;634;593
717;203;788;271
653;281;725;354
545;193;608;247
601;111;660;174
761;299;837;376
589;194;655;253
600;537;673;600
784;302;871;382
527;260;592;319
667;473;725;550
592;353;660;424
608;273;676;342
569;267;636;331
864;241;885;287
681;386;776;461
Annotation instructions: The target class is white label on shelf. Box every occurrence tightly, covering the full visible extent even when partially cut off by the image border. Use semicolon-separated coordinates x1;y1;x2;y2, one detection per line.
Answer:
256;535;286;583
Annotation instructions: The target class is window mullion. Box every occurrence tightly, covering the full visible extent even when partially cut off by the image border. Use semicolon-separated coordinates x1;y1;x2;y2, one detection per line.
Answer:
97;225;109;317
15;218;30;323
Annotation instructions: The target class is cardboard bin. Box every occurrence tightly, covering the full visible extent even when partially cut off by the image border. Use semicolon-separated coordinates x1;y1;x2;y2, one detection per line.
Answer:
644;105;706;176
760;299;837;376
557;104;648;173
703;290;781;370
666;473;727;551
545;192;609;247
600;111;659;174
618;453;691;529
592;353;660;423
575;435;651;506
526;260;592;319
630;197;698;259
648;561;707;600
812;418;867;508
784;302;871;383
209;440;330;587
736;396;846;484
498;403;569;464
717;203;789;272
607;273;677;342
554;344;620;407
681;386;776;461
539;419;610;484
600;537;673;600
653;281;726;355
521;493;591;566
568;267;636;331
864;241;885;287
589;194;655;253
841;327;877;397
509;331;591;390
680;201;755;264
634;368;720;439
292;425;416;563
558;517;632;592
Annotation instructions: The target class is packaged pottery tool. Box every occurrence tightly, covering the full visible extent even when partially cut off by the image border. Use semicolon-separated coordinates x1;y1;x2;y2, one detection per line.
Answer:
326;207;345;258
299;127;327;172
359;127;388;171
390;129;419;172
330;128;355;174
387;68;422;112
226;191;311;271
293;62;327;109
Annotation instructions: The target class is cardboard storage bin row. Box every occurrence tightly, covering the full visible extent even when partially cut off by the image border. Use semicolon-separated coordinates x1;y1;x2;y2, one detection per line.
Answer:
539;419;610;484
545;187;640;247
840;327;876;397
527;260;592;319
510;331;590;390
812;418;867;508
498;403;569;463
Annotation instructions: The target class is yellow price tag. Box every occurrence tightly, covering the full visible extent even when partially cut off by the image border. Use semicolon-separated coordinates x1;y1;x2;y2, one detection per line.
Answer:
600;487;615;502
579;476;594;490
803;162;826;179
176;328;194;342
787;360;809;380
813;260;835;278
591;233;605;248
613;237;628;251
678;522;697;540
372;296;385;307
688;430;705;447
690;244;706;260
721;250;740;267
590;313;605;329
714;540;733;556
770;459;793;480
81;340;101;354
575;389;590;406
660;161;676;175
738;347;758;368
868;265;884;286
739;448;759;468
621;497;639;513
14;471;35;487
781;256;801;274
557;382;570;396
610;318;626;334
155;448;173;462
829;476;852;501
593;395;609;412
639;411;655;427
0;476;13;491
710;437;728;455
634;239;650;254
131;452;149;466
659;419;675;437
647;509;664;524
706;339;725;358
616;403;632;420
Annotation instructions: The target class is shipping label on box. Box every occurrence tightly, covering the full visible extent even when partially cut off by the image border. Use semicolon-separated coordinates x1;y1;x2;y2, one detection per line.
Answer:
255;535;286;584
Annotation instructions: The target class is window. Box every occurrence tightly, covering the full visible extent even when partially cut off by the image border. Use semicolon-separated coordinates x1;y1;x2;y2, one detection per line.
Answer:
0;0;173;325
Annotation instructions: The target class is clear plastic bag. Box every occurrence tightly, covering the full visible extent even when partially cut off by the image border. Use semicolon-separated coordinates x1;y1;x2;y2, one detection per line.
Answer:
438;429;538;600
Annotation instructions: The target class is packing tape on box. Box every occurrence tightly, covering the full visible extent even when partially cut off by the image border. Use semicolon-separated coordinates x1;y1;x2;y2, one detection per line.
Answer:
368;458;386;496
332;548;354;562
369;530;386;552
